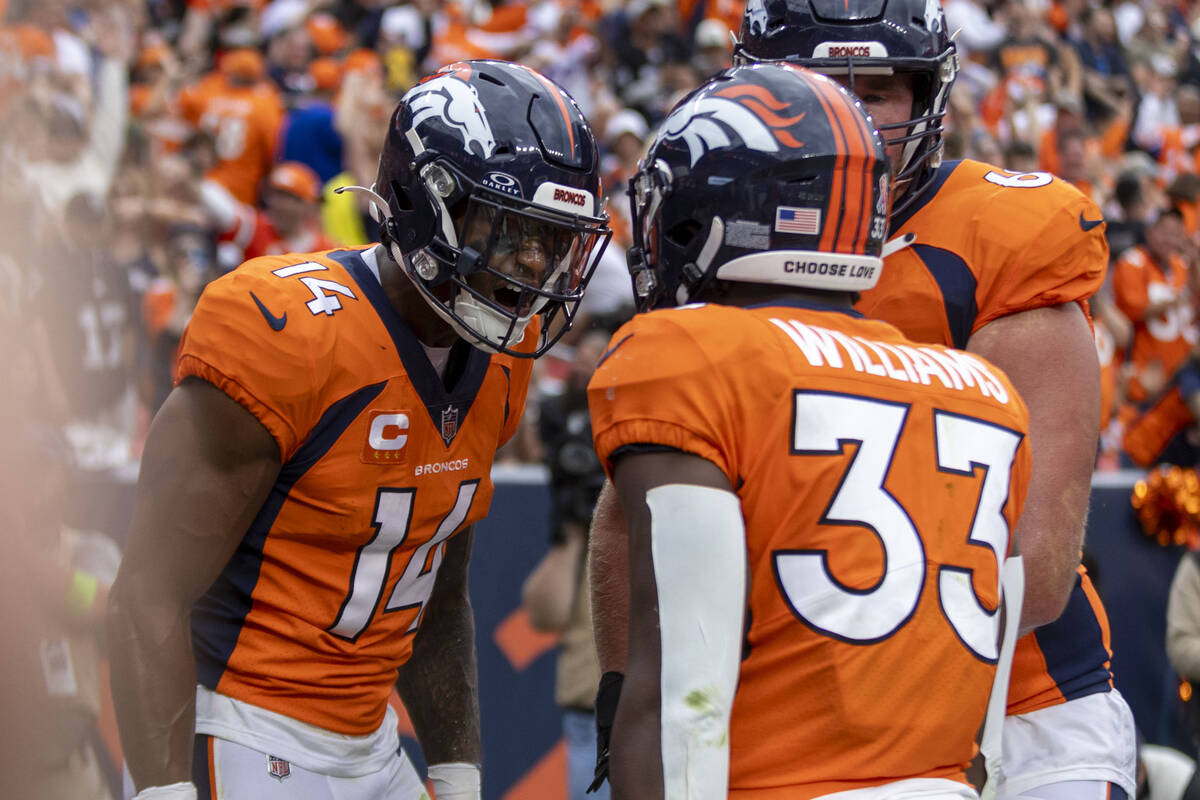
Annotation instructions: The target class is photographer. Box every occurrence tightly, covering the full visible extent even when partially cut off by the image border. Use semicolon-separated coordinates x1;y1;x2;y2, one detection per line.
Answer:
521;328;612;800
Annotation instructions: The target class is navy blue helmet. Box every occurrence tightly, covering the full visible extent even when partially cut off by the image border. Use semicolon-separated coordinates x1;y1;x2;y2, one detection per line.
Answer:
357;60;611;357
628;63;892;312
736;0;957;217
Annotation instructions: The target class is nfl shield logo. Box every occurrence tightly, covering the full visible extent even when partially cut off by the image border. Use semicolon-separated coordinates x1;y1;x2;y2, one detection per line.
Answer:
441;405;460;446
266;755;291;781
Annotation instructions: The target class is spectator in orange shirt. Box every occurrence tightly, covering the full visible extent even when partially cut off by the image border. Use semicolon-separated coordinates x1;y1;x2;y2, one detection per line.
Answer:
1157;84;1200;183
176;47;283;205
1113;207;1197;405
222;161;334;263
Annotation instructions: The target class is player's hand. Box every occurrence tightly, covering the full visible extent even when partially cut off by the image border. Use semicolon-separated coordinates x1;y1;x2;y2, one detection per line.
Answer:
587;670;624;793
133;783;197;800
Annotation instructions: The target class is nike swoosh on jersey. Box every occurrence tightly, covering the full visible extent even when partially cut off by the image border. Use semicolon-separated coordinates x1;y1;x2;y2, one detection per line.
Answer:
1078;213;1104;232
250;292;287;331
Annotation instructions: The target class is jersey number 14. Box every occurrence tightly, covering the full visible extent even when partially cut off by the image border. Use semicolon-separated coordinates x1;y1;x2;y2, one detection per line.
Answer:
327;480;479;641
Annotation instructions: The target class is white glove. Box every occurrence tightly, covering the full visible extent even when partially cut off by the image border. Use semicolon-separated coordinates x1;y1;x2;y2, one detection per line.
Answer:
133;783;198;800
427;762;481;800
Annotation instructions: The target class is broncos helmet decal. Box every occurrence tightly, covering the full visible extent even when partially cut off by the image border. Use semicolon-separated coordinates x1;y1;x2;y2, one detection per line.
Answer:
406;73;497;159
745;0;769;37
660;86;806;167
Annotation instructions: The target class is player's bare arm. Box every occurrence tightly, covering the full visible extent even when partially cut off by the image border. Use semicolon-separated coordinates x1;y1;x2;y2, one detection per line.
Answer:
609;450;743;800
968;303;1099;631
108;377;281;791
589;480;629;673
394;524;482;767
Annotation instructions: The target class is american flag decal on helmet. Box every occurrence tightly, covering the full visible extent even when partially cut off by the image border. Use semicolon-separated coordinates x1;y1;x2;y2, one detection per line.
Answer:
775;206;821;235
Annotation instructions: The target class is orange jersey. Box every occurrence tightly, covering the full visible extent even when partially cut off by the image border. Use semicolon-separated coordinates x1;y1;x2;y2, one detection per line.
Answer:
1112;245;1195;405
179;246;534;735
860;159;1106;349
858;159;1114;716
178;73;284;205
589;303;1031;798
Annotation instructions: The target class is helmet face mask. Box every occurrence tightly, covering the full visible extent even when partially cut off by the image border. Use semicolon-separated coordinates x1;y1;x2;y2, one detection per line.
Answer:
734;0;958;218
629;64;893;313
369;60;611;357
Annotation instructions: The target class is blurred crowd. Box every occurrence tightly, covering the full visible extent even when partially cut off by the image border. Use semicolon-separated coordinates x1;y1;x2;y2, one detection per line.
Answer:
1;0;1200;473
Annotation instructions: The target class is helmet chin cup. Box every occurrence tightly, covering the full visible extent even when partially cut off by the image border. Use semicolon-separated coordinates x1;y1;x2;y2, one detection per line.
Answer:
455;293;532;349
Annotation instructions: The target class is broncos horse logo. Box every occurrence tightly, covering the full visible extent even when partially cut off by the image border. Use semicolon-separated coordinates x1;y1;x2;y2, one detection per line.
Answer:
661;84;805;167
745;0;768;37
407;73;497;159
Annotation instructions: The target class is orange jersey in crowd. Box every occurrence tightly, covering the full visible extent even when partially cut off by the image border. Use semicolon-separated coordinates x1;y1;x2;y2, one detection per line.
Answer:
1092;309;1120;432
1112;245;1195;406
218;203;337;263
589;303;1031;799
1157;125;1200;184
178;73;284;205
858;158;1115;716
178;246;535;735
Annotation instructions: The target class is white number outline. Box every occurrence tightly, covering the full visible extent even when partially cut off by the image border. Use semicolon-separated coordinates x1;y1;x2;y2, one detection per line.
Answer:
773;391;1022;662
271;261;356;316
327;480;479;642
774;392;925;645
983;169;1053;189
933;410;1023;662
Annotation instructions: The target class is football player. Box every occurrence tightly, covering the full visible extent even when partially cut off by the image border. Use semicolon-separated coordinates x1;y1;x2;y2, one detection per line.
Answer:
590;62;1031;800
108;60;610;800
734;4;1137;799
587;2;1136;799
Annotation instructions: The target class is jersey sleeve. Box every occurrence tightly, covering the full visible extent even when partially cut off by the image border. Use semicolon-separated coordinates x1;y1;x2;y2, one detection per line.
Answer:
971;176;1108;331
587;314;736;483
175;269;321;460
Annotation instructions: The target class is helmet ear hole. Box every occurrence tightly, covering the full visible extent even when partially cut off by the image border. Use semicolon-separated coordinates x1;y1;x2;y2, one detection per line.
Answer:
665;219;703;248
389;179;415;212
